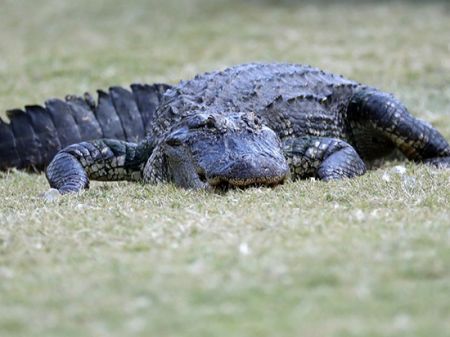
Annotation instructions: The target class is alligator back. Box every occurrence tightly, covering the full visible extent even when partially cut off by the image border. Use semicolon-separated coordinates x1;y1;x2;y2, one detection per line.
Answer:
152;63;363;140
0;83;171;171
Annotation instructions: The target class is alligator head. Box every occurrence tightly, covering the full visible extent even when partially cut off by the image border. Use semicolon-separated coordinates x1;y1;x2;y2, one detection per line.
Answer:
144;111;289;189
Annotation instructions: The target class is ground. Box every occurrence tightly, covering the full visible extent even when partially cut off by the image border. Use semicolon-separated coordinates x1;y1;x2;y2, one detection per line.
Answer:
1;1;450;336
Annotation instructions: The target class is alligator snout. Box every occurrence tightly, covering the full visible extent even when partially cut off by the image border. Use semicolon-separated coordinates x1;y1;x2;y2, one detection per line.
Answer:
204;155;289;188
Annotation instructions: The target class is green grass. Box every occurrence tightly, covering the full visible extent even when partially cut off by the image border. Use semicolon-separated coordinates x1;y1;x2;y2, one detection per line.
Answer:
1;1;450;336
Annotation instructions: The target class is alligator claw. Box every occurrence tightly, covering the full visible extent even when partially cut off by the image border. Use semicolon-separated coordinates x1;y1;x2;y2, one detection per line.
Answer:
424;156;450;169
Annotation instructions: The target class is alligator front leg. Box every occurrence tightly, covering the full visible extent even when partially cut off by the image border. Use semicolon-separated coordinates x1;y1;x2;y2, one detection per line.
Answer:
46;139;151;193
283;136;366;181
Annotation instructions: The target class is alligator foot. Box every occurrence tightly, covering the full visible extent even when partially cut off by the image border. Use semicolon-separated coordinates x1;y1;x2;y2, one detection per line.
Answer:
283;136;367;181
424;156;450;169
46;151;89;193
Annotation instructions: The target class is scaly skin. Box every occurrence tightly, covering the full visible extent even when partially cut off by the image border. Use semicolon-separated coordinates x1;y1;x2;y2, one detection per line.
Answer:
2;63;450;193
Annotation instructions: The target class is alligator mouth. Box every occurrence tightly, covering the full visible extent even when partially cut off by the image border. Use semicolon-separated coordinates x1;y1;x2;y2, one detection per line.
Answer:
197;169;286;191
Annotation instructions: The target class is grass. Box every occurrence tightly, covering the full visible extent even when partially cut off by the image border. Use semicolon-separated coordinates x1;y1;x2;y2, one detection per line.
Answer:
1;0;450;336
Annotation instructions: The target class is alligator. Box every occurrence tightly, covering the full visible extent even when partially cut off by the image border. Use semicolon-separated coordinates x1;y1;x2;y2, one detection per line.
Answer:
1;62;449;193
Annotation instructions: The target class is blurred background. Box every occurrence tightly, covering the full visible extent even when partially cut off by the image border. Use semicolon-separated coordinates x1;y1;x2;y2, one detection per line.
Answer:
1;0;449;129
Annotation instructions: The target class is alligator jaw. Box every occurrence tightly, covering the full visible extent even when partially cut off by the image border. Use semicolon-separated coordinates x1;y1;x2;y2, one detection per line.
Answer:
206;174;287;190
193;163;287;190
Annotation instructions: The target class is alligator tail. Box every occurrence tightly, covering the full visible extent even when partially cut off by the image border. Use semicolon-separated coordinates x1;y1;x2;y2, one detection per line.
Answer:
0;83;171;171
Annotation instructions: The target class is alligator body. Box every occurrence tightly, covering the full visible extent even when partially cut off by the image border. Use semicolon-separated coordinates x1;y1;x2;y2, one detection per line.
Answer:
1;63;449;193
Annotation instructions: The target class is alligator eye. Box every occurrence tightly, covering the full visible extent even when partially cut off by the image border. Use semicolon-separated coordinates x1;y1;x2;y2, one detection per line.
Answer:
187;114;218;130
166;137;183;146
205;116;216;128
165;128;187;146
